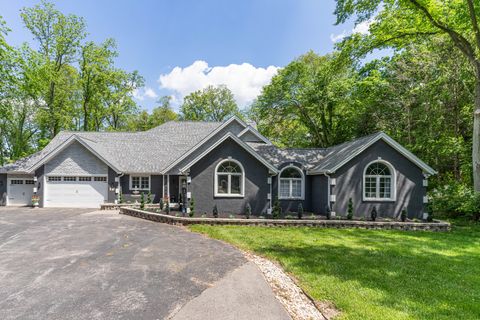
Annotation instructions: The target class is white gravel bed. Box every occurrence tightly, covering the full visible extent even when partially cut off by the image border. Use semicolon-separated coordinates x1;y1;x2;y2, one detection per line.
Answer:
243;251;338;320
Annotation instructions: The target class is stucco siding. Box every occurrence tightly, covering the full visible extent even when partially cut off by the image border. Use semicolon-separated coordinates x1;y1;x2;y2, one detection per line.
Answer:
45;141;108;176
0;174;6;206
331;140;425;218
190;137;270;215
35;165;45;207
311;175;329;214
272;162;313;213
168;120;246;174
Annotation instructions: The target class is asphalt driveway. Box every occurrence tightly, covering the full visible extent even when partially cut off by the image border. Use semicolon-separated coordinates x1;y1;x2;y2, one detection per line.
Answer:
0;207;289;320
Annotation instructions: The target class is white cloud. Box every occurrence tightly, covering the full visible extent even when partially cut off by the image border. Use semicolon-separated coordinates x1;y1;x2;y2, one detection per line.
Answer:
330;20;372;43
352;20;372;35
158;60;279;107
132;87;158;101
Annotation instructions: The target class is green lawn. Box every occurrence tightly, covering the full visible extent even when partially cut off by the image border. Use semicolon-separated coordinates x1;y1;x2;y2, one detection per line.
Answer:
189;222;480;320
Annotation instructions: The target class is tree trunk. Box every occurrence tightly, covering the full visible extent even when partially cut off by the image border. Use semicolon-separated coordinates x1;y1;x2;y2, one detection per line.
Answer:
473;63;480;191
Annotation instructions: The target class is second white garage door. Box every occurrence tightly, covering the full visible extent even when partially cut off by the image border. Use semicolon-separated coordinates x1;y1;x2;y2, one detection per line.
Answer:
44;176;108;208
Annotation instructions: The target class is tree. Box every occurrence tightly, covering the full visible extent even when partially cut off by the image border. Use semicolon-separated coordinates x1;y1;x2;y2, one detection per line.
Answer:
334;0;480;190
180;85;240;122
149;96;178;127
251;51;356;148
21;0;86;139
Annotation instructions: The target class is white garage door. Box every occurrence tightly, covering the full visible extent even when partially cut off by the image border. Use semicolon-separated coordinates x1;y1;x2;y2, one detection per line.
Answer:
45;176;108;208
7;178;34;206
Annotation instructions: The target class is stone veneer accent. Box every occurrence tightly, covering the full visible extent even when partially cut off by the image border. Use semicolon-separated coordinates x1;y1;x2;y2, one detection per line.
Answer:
119;207;451;232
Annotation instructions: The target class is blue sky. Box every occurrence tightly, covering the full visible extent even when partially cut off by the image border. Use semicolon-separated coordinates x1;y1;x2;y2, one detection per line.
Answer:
0;0;362;110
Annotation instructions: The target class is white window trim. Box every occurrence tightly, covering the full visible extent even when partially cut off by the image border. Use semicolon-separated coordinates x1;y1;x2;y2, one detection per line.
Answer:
214;159;245;198
362;160;397;202
278;165;305;200
129;175;151;191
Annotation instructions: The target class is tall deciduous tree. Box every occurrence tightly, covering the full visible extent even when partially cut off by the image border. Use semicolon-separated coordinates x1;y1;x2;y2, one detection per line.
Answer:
20;0;86;139
251;51;355;148
180;85;240;122
334;0;480;189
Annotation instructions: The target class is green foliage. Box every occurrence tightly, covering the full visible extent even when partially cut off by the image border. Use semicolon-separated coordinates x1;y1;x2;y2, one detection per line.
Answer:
165;199;170;214
251;51;356;148
180;85;241;122
159;198;164;211
371;206;378;222
245;203;251;219
325;205;332;220
427;203;434;222
347;198;354;220
140;192;145;210
213;204;219;218
431;183;480;220
146;192;152;204
272;199;281;219
297;203;304;220
189;196;195;217
119;192;124;204
400;208;407;222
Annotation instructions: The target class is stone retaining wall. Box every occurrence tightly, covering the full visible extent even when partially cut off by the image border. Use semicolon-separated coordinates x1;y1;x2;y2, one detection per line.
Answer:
119;207;451;232
101;203;160;210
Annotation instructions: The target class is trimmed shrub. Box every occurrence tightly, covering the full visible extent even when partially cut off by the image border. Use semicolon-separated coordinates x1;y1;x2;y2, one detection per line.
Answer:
401;208;407;222
347;198;354;220
146;192;152;204
119;192;124;204
325;205;332;220
213;204;219;218
371;206;377;221
159;198;164;211
189;196;195;217
272;199;281;219
426;203;434;222
245;203;251;219
140;192;145;210
297;203;304;220
165;199;170;214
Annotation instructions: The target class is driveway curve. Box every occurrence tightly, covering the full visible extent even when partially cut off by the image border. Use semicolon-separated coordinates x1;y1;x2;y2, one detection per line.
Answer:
0;208;289;320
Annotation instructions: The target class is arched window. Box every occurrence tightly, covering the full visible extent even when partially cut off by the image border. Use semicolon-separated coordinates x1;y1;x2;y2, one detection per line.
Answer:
214;159;244;197
363;161;396;201
279;166;304;199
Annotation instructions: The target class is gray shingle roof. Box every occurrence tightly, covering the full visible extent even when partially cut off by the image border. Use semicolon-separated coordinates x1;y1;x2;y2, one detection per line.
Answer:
1;121;223;174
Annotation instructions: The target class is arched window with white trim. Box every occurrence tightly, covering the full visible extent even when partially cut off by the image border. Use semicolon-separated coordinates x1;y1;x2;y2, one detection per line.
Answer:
363;161;396;201
214;159;244;197
278;166;304;199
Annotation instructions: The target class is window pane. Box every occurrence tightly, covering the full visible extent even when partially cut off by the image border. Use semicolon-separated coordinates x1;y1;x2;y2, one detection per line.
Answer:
365;177;377;198
230;175;241;194
132;177;140;189
218;161;241;173
380;177;391;198
141;177;149;189
366;162;390;175
279;179;290;198
217;175;228;194
291;180;302;198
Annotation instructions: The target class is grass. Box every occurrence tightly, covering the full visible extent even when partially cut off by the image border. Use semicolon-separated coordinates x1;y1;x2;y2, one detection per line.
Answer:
189;221;480;320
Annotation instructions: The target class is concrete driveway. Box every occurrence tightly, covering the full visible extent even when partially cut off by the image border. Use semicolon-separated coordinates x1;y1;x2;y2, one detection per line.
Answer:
0;207;289;320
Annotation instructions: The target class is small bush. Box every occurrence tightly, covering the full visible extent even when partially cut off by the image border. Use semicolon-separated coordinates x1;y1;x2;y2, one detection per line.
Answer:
297;203;304;219
309;213;316;219
146;192;152;204
272;199;281;219
229;214;235;219
371;206;377;221
201;212;207;218
119;192;124;204
159;198;164;211
285;214;295;219
347;198;354;220
431;183;480;220
245;203;251;219
140;192;145;210
213;204;219;218
165;199;170;214
401;208;407;222
325;205;332;220
189;196;195;217
426;203;434;222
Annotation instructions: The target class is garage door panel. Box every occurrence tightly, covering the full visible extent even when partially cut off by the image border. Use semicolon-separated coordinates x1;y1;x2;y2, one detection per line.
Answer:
7;179;34;206
45;177;107;208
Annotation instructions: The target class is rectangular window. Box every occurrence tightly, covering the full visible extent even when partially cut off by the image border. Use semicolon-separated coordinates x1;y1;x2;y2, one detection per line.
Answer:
217;175;228;194
130;176;149;190
279;179;290;198
365;177;377;198
291;179;302;198
94;176;107;182
63;177;77;182
47;176;62;182
79;177;92;182
25;180;35;185
10;180;23;185
379;177;391;198
230;175;241;194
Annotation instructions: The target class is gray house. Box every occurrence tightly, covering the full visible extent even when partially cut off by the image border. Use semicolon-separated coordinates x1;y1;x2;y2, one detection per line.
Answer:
0;116;436;218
